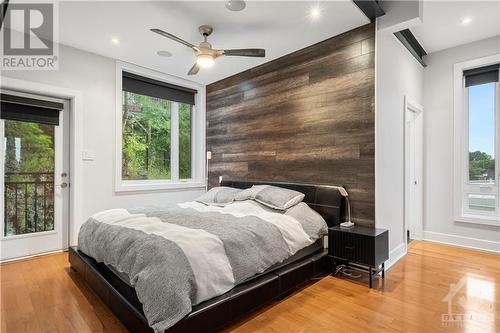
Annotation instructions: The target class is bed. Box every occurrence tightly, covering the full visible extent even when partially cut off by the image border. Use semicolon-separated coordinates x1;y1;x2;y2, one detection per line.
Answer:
69;180;346;333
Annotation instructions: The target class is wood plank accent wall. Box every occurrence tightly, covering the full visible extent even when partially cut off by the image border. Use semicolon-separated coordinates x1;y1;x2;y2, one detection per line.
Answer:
206;23;375;226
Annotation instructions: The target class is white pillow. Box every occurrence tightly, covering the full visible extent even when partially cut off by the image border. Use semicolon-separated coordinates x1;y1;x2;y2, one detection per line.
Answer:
195;186;241;206
234;185;268;201
235;185;305;210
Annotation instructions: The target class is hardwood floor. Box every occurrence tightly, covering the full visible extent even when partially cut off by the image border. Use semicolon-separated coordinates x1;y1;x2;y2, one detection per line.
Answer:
1;241;498;332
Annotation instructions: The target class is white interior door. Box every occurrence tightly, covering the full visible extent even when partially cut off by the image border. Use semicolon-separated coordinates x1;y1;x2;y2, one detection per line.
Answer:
0;93;69;261
404;98;423;243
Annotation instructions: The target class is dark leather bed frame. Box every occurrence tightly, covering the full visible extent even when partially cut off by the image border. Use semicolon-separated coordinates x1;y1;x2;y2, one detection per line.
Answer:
69;180;346;333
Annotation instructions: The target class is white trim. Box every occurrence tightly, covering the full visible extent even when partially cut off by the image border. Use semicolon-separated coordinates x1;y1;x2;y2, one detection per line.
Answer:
0;77;84;247
454;214;500;227
405;98;423;115
1;230;58;241
423;230;500;253
0;91;67;260
453;54;500;225
171;102;180;180
0;249;66;264
403;96;424;250
0;120;3;243
384;242;407;271
114;61;206;193
115;181;205;193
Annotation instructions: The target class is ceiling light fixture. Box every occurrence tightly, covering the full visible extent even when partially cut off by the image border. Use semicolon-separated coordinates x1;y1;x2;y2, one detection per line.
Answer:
150;25;265;75
196;54;215;68
310;6;321;20
225;0;246;12
157;50;172;57
461;17;472;25
111;37;120;45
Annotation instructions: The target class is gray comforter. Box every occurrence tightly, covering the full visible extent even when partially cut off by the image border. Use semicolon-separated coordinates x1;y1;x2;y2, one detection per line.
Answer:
78;201;323;332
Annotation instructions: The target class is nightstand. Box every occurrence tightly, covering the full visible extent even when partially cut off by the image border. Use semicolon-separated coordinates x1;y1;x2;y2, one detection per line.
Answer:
328;225;389;288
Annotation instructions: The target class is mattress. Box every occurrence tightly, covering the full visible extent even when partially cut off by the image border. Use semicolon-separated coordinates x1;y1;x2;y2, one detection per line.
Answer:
79;201;328;332
107;237;324;288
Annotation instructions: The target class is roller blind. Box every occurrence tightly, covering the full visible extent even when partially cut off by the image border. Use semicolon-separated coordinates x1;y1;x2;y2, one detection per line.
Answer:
122;71;197;105
464;64;499;87
0;93;63;125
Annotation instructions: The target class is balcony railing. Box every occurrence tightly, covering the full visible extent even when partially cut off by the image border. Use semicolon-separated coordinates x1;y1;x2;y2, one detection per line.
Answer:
4;172;54;237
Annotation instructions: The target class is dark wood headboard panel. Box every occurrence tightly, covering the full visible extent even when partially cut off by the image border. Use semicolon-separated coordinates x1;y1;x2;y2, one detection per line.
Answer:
207;23;375;226
220;179;346;227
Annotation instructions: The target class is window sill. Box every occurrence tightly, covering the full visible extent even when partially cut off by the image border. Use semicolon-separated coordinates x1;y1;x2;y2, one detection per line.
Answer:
1;230;58;241
455;214;500;227
115;180;205;194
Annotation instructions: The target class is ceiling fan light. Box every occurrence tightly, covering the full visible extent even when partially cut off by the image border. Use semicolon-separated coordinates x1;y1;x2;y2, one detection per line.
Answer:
197;54;215;68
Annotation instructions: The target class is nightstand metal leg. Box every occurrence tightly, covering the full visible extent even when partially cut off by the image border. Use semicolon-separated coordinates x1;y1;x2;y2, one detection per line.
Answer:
369;268;372;288
382;263;385;279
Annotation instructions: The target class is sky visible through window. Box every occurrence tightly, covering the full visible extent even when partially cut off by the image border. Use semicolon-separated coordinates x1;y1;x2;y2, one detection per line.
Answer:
469;82;495;157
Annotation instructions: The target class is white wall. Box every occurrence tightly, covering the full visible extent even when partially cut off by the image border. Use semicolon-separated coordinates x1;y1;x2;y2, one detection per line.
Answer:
1;44;205;245
423;36;500;251
378;0;423;34
375;28;424;266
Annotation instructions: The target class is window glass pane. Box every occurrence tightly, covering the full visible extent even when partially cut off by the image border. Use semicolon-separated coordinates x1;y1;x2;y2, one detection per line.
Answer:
179;103;192;179
468;194;496;213
3;120;55;236
122;91;171;180
468;82;495;183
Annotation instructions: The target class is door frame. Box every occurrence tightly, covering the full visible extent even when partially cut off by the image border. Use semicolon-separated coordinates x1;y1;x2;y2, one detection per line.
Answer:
1;77;84;250
0;97;69;260
404;96;424;247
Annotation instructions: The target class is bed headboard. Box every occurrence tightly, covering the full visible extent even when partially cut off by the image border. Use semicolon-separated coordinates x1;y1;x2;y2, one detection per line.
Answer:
219;179;346;227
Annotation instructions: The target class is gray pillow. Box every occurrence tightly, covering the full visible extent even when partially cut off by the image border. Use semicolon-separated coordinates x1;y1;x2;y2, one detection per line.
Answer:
285;202;328;239
195;186;241;206
254;185;305;210
234;185;268;201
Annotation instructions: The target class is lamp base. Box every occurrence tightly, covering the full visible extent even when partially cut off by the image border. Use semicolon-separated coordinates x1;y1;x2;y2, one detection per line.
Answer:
340;221;355;228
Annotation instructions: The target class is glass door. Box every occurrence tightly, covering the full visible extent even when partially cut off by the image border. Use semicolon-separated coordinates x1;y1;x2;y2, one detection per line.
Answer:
0;94;69;261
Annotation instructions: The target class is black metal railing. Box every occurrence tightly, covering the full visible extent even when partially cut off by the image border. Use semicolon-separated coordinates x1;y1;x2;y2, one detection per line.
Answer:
4;172;54;236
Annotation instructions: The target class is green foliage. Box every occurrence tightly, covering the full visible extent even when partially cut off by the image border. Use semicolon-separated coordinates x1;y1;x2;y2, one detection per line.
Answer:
179;103;191;179
4;120;55;236
469;150;495;181
122;91;172;179
122;92;192;180
4;120;54;176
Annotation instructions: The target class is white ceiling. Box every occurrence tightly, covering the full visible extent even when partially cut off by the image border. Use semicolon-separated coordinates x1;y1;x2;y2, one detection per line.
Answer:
54;1;369;85
412;0;500;54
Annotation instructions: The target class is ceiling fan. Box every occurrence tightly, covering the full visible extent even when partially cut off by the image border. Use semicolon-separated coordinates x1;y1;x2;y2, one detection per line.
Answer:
150;25;266;75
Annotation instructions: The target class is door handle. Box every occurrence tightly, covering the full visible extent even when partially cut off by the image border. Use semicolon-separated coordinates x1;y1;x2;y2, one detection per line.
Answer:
60;182;68;188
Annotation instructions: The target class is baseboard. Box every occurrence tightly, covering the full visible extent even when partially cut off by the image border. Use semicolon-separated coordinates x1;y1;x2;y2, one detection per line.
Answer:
423;230;500;253
385;242;407;270
0;248;68;264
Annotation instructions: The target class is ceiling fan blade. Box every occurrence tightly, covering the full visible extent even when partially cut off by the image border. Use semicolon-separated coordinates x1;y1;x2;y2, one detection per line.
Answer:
188;63;200;75
222;49;266;57
150;29;196;49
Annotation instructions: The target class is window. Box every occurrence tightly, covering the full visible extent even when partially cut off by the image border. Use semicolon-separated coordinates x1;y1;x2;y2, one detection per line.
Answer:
122;92;173;180
455;60;500;223
115;63;205;192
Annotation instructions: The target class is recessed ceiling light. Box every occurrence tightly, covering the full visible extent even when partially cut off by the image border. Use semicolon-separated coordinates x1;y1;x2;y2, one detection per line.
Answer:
157;50;172;57
225;0;246;11
461;17;472;25
111;37;120;45
310;6;321;20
